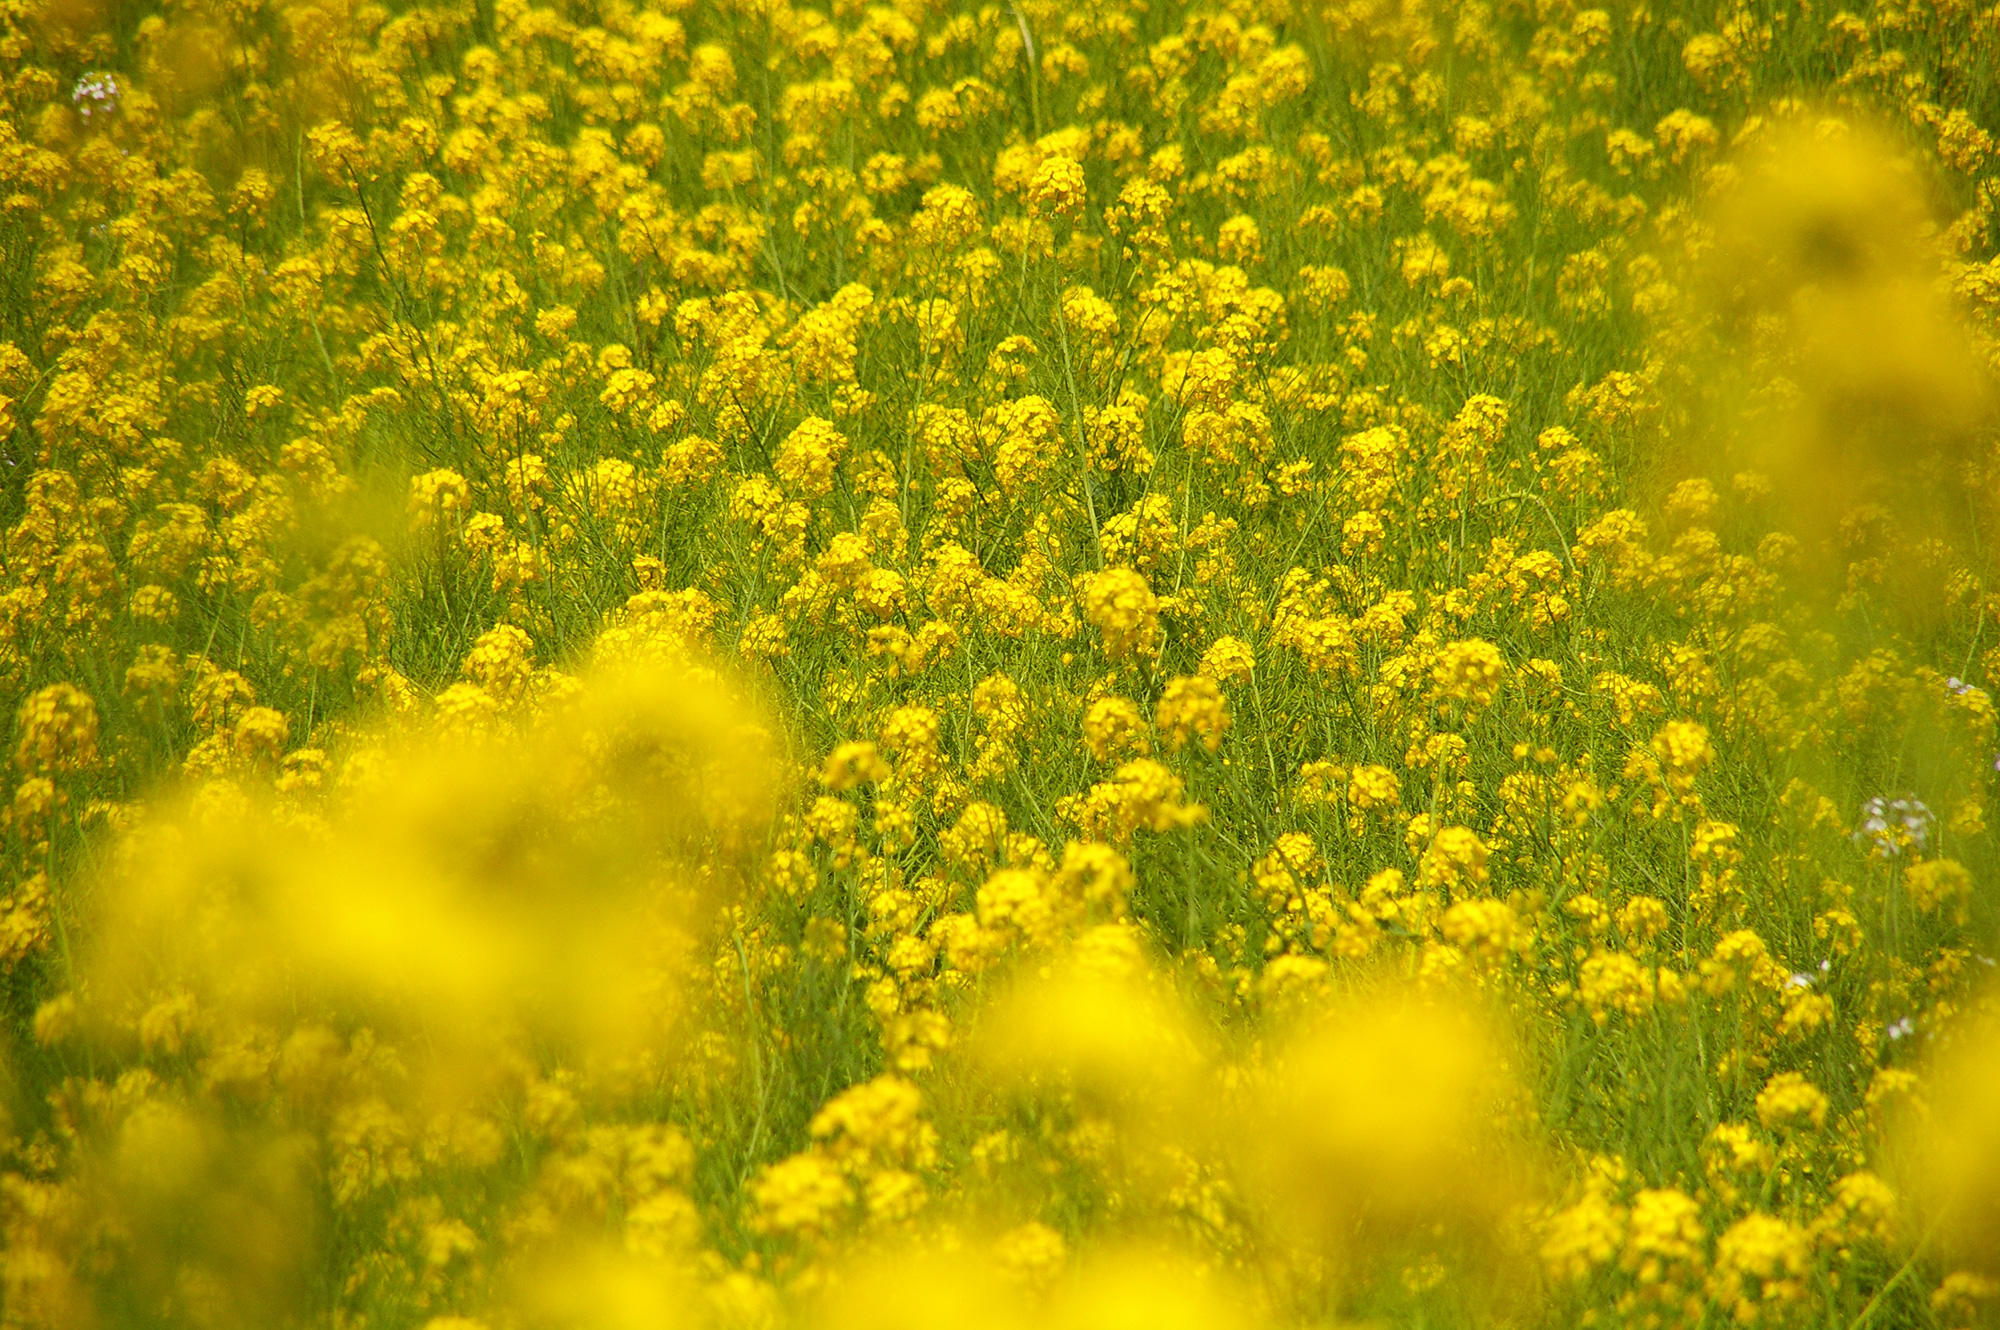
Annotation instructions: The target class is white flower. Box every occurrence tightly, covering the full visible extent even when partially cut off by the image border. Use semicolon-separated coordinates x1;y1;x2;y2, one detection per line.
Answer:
71;72;121;121
1853;795;1933;857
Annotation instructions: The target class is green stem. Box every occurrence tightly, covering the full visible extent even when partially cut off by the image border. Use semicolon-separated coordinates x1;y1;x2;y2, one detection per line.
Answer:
1848;1227;1934;1330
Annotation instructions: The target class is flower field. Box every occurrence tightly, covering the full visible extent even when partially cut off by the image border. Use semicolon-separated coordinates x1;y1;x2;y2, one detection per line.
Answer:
4;0;2000;1323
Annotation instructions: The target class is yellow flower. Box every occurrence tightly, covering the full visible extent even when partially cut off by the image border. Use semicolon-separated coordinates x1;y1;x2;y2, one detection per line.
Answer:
774;415;848;498
1060;759;1206;842
1026;155;1086;218
1708;1213;1813;1322
810;1074;938;1173
1620;1188;1706;1302
1906;858;1973;914
1247;987;1532;1259
14;683;100;774
821;741;891;791
1432;638;1507;707
1081;568;1160;659
1755;1072;1829;1132
1440;898;1529;965
1542;1179;1627;1282
408;468;472;529
1155;675;1229;753
1419;826;1491;896
991;395;1062;496
1198;636;1255;683
1347;763;1401;811
749;1152;853;1239
910;183;984;248
1651;719;1715;793
1083;695;1151;763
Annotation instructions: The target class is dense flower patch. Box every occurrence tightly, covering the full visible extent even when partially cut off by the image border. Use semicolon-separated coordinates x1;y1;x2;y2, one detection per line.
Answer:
3;0;2000;1324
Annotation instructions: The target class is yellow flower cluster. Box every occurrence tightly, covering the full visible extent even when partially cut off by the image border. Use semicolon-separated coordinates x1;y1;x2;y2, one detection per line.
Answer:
3;0;2000;1325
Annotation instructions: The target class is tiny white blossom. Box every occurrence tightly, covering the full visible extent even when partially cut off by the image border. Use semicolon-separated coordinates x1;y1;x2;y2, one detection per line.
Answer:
71;72;121;121
1853;795;1933;857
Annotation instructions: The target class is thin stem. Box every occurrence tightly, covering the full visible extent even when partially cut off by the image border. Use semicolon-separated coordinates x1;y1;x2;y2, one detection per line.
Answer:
1847;1227;1935;1330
